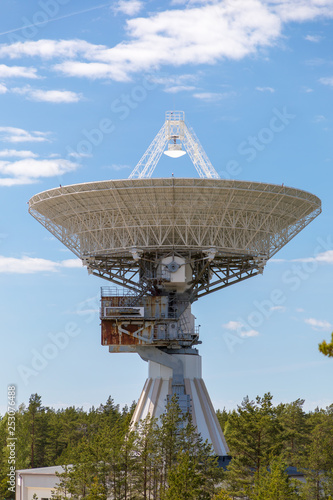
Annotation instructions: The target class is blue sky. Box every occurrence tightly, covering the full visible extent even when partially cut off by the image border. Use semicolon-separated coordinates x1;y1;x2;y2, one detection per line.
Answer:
0;0;332;416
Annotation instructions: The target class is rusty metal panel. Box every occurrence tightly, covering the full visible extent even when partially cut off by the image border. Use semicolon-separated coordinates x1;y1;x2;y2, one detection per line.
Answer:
103;306;144;318
101;320;154;346
101;295;169;320
143;296;168;318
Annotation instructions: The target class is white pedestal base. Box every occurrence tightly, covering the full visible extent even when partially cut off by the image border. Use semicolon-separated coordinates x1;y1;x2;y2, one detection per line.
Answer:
131;354;229;456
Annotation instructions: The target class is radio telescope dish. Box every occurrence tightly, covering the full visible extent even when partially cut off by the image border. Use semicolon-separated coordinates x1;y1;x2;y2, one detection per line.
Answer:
29;177;321;298
28;111;321;459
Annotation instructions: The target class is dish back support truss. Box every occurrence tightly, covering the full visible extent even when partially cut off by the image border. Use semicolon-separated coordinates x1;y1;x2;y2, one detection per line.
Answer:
129;111;220;180
86;251;262;302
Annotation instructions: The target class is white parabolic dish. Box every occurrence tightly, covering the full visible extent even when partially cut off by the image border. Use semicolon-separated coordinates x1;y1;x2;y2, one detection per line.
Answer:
29;177;321;262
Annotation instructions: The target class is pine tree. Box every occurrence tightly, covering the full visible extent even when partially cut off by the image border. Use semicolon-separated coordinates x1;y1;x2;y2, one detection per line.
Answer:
163;450;201;500
13;403;31;470
213;490;233;500
300;407;333;500
160;398;221;500
104;419;134;500
132;415;160;499
216;408;229;434
180;415;222;499
249;456;298;499
45;409;68;466
276;399;308;467
120;428;137;500
27;394;49;468
57;406;87;452
85;475;107;500
158;394;184;495
65;439;97;497
97;396;122;429
223;456;253;498
9;392;333;500
224;393;282;496
52;465;71;499
319;332;333;357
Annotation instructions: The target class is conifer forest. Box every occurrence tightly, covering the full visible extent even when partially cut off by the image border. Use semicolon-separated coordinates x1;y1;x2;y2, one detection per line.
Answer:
1;392;333;499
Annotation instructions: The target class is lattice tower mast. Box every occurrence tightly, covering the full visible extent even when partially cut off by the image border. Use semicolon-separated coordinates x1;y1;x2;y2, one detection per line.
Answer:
129;111;220;179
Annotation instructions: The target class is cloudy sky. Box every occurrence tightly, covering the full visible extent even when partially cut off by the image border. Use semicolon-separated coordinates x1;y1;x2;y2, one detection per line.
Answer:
0;0;332;415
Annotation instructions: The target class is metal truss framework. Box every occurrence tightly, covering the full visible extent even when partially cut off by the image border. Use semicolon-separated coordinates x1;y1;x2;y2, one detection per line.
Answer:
29;178;322;293
129;111;220;179
87;252;261;301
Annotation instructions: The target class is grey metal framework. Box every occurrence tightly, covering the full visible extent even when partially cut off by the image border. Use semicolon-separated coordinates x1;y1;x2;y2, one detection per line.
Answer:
129;111;220;179
29;178;321;300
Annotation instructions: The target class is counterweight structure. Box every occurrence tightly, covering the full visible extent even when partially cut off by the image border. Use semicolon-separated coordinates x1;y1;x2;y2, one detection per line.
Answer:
29;111;321;458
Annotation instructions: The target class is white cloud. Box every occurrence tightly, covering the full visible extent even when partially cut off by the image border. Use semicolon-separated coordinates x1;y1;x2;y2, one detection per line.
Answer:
114;0;143;16
305;318;332;331
272;1;333;22
0;64;38;78
305;34;322;42
294;250;333;264
0;255;81;274
12;86;83;103
122;2;280;67
171;0;207;4
271;250;333;265
151;73;198;93
0;39;99;60
165;85;196;93
0;83;8;94
0;158;79;186
315;250;333;263
296;308;305;313
54;61;130;82
0;126;51;143
313;114;326;122
240;329;259;338
270;305;286;312
0;149;38;158
67;150;92;159
256;86;275;92
0;2;282;80
223;320;243;331
0;177;35;186
60;259;82;268
319;76;333;87
301;86;313;93
223;320;259;337
0;2;331;83
193;91;236;102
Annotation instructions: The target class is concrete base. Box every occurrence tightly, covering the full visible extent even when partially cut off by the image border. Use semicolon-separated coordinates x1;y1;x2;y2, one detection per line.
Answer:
131;354;229;456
